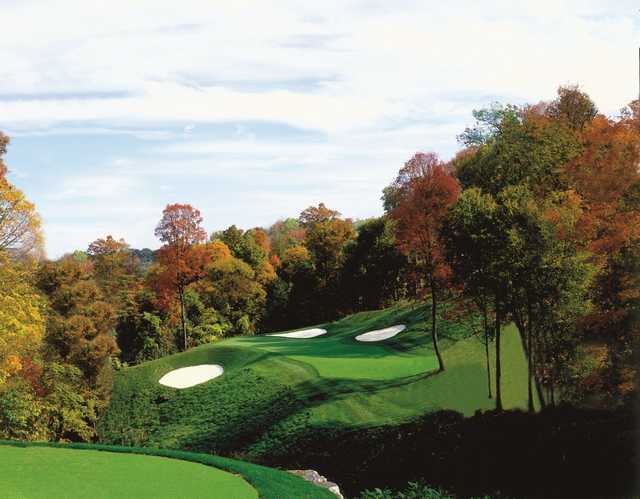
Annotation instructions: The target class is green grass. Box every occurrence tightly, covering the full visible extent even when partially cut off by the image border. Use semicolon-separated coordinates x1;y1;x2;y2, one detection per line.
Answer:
0;441;333;499
0;445;254;499
99;302;534;459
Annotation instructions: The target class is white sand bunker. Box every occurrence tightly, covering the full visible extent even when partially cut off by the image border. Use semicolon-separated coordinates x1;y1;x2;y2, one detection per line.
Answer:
355;325;406;342
158;364;224;389
269;328;327;339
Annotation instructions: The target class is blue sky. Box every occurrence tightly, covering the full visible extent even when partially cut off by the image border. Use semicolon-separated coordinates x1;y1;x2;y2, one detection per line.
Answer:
1;0;638;257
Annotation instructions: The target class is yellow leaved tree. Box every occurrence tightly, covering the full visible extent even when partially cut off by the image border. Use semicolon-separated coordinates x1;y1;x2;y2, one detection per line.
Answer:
0;133;46;383
0;254;46;383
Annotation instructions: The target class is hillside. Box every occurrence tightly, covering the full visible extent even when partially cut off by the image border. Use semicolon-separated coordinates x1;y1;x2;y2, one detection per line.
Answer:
99;302;532;460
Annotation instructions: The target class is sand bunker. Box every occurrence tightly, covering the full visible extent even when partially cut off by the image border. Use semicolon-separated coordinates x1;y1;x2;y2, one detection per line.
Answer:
355;325;406;342
158;364;224;389
269;328;327;339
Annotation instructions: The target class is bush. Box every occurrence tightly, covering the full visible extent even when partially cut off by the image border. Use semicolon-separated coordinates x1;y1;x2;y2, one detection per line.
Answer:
358;482;455;499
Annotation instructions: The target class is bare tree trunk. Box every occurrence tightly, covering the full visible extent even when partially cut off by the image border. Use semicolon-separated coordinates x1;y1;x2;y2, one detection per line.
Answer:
495;298;503;412
179;287;187;351
527;300;534;412
483;303;492;399
430;278;445;372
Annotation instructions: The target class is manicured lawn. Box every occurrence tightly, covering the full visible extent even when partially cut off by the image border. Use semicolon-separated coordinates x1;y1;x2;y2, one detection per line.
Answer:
226;304;441;380
99;302;535;460
0;445;257;499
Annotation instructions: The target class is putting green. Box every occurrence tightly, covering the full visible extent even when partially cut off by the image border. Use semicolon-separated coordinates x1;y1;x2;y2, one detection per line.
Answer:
227;329;438;380
0;445;257;499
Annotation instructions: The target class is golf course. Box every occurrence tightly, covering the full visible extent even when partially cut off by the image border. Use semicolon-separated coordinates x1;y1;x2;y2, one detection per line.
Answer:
99;302;533;459
2;23;636;496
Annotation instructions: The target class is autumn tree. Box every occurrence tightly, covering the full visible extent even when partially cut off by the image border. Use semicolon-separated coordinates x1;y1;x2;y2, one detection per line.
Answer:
199;256;266;335
87;235;139;302
0;136;46;383
0;254;46;384
389;152;460;372
36;255;119;416
300;204;355;320
154;204;207;350
299;203;340;227
558;99;640;405
0;174;43;259
268;218;305;259
0;132;8;179
547;84;598;131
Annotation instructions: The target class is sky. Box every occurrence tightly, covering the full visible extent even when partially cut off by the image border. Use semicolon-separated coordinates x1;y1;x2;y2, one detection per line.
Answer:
1;0;638;258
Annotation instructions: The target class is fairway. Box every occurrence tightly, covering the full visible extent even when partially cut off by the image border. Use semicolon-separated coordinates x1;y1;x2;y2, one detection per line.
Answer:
228;327;437;380
99;302;535;460
0;445;257;499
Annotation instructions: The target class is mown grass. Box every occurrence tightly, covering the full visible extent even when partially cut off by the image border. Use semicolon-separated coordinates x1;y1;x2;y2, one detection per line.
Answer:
99;302;533;460
0;440;334;499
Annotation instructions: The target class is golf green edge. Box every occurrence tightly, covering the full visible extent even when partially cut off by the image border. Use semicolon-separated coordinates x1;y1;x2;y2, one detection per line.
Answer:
0;440;334;499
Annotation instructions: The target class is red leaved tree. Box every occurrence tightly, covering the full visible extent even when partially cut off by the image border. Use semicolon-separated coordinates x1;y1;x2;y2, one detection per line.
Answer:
390;152;460;371
154;204;207;350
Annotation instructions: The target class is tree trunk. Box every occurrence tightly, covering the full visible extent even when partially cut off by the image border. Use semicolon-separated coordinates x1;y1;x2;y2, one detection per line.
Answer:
179;288;187;351
495;298;503;412
527;300;534;413
483;304;492;399
430;278;445;372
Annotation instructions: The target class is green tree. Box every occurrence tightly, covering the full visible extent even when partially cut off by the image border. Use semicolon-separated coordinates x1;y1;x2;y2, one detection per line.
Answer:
342;216;408;310
456;103;581;196
442;188;509;408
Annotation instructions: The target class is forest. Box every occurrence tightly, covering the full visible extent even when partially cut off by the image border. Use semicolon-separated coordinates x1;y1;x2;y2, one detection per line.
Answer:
0;85;638;496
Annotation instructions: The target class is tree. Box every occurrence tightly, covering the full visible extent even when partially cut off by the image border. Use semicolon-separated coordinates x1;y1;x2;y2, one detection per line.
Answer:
115;287;173;363
547;84;598;131
277;245;317;327
154;204;207;350
558;100;640;405
300;204;355;320
0;175;43;259
87;235;139;303
342;216;408;310
443;188;508;408
268;218;305;259
299;203;340;227
495;186;593;411
0;254;46;384
390;153;460;372
37;256;119;385
197;255;267;335
455;102;581;197
0;132;9;179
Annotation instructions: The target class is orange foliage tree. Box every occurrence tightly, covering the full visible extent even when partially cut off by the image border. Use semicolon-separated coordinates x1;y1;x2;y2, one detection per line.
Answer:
390;153;460;371
154;204;208;350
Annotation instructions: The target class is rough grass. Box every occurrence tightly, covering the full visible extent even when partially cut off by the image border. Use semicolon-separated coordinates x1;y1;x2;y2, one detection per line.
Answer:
99;302;534;459
0;440;333;499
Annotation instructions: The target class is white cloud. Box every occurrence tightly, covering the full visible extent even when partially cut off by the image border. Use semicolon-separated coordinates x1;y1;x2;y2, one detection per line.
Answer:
1;0;638;256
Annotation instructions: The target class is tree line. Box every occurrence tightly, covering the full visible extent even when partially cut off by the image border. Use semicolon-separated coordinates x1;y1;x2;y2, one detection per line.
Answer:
0;85;637;441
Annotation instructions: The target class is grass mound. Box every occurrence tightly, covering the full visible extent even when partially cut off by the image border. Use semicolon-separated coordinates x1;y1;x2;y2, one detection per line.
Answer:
99;302;532;459
0;441;333;499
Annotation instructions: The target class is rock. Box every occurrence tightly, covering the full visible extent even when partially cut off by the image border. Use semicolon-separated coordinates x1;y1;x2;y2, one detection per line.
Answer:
289;469;344;498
